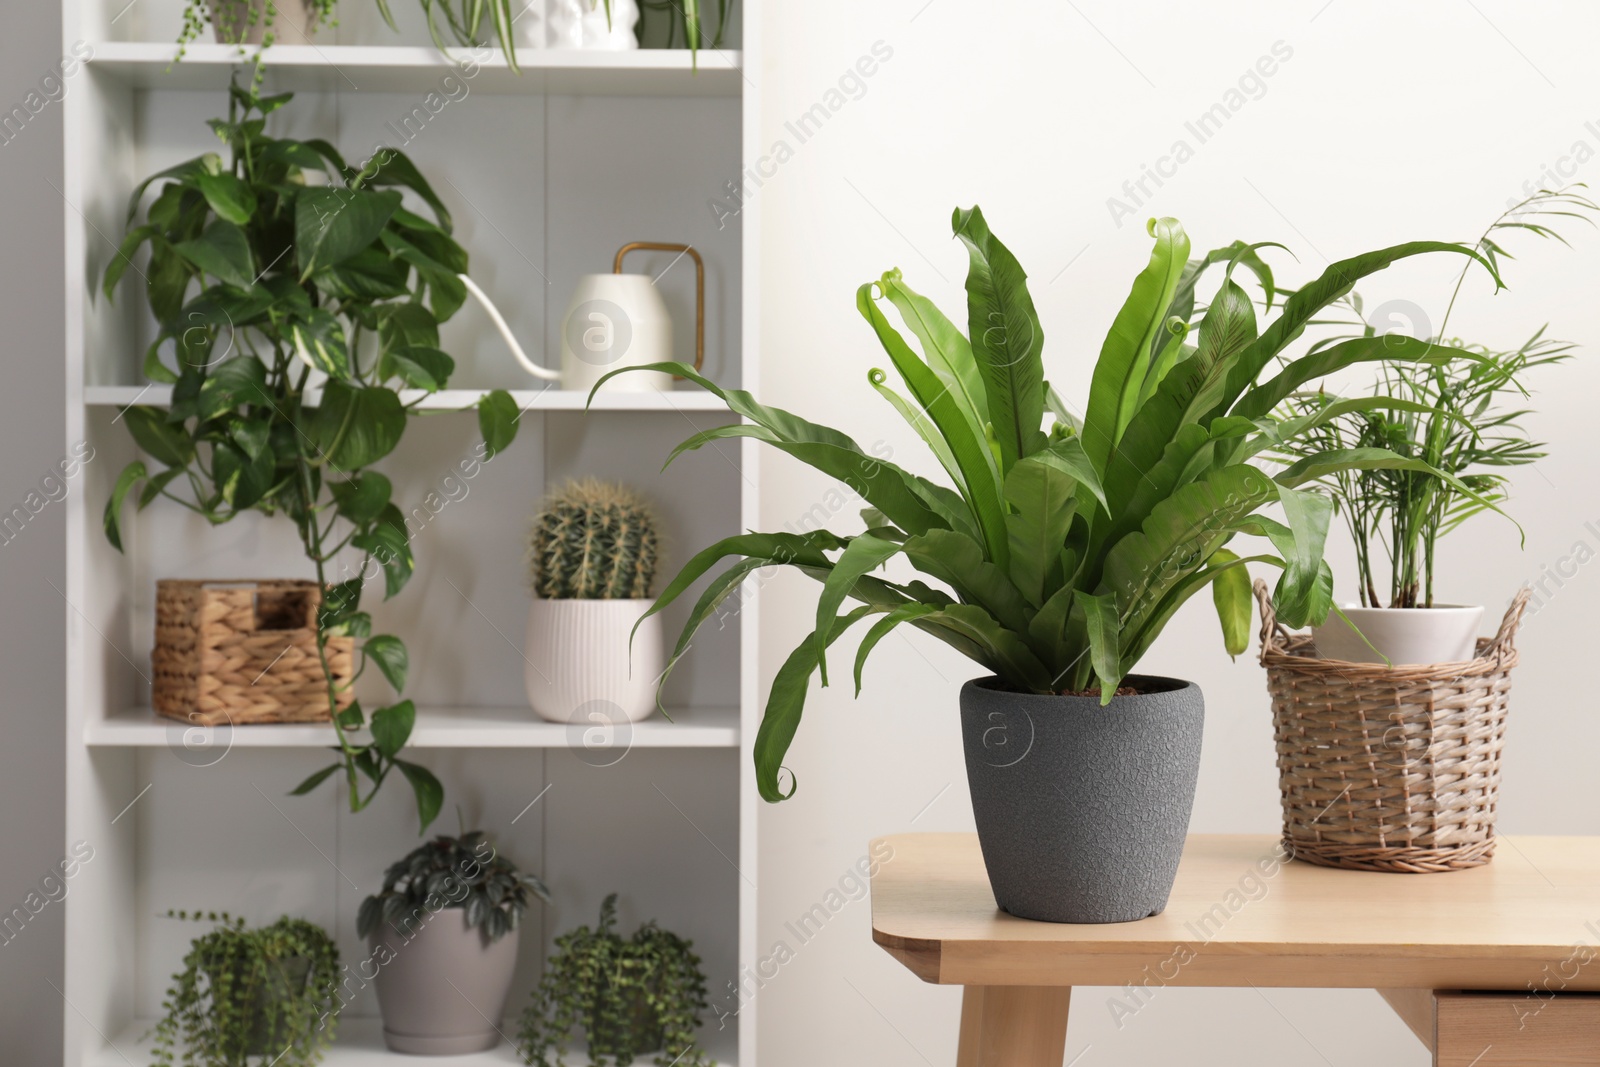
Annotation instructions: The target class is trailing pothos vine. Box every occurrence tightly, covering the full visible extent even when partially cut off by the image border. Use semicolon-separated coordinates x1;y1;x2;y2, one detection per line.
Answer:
103;80;523;831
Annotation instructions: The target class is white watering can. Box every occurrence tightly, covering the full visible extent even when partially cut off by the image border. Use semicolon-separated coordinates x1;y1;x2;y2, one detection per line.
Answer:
458;241;705;393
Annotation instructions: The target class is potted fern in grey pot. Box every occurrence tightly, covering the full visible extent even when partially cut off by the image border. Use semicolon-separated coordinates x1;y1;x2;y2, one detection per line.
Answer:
594;206;1512;923
525;480;665;724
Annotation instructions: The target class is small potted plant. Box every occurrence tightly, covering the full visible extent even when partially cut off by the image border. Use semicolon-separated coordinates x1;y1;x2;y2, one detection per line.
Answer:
518;893;711;1067
179;0;334;49
152;911;340;1067
1278;327;1569;664
358;830;551;1054
525;480;665;724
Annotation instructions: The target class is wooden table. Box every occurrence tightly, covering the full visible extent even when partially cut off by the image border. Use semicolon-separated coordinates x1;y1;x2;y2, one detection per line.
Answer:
870;834;1600;1066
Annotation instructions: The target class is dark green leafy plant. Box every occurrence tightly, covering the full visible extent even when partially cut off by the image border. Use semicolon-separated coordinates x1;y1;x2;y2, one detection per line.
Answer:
102;82;524;831
153;911;340;1067
518;893;710;1067
531;480;660;599
593;205;1521;801
357;830;551;944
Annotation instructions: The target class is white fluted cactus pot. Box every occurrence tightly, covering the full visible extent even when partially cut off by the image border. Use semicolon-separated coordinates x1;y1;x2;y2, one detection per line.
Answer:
525;599;663;722
524;480;664;724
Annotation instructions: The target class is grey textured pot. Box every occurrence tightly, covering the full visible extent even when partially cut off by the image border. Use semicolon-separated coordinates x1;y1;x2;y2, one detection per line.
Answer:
960;675;1204;924
371;909;519;1054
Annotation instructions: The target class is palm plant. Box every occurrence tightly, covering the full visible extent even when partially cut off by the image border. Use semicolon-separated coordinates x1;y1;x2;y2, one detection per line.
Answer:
597;206;1504;801
1271;186;1590;609
1278;330;1569;608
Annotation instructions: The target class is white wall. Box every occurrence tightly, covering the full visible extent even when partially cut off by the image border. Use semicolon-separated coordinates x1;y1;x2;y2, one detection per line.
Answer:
753;2;1600;1064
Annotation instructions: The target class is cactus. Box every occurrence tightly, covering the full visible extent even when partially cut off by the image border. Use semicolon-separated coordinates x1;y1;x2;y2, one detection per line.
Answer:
530;479;661;599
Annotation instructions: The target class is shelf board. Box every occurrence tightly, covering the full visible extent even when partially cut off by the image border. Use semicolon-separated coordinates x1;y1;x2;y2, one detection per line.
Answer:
85;384;732;412
88;704;740;748
87;42;744;97
91;1016;737;1066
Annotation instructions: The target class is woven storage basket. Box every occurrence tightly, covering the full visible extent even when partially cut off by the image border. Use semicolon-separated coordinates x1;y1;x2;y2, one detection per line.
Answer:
1254;578;1528;873
153;579;354;726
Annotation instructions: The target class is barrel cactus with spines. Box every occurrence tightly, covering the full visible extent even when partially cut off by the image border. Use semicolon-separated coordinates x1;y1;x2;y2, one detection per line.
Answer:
531;480;661;600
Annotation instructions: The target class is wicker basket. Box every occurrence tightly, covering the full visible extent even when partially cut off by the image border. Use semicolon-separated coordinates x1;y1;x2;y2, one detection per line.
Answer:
1254;579;1528;873
153;580;354;726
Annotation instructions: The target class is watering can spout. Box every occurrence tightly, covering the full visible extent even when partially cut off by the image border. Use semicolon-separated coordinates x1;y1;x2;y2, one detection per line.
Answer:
457;272;563;382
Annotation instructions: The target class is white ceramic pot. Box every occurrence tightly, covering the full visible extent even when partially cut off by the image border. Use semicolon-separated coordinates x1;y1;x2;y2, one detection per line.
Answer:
1312;604;1486;666
559;273;674;394
548;0;640;49
524;598;663;723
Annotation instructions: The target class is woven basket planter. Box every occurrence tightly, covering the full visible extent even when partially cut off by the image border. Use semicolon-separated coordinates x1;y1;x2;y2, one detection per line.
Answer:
153;580;354;726
1254;579;1528;873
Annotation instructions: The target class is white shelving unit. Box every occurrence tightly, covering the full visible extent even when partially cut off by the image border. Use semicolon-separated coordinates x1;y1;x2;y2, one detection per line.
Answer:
60;1;761;1064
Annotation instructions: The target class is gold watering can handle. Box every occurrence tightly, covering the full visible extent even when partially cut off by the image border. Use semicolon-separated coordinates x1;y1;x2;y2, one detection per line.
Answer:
613;242;705;373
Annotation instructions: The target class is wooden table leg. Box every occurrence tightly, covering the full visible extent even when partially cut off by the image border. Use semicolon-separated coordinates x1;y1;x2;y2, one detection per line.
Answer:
956;985;1072;1067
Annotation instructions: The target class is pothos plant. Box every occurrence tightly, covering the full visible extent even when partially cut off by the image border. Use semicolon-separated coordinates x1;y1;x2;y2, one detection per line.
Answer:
102;81;523;831
153;911;341;1067
598;206;1512;801
518;894;710;1067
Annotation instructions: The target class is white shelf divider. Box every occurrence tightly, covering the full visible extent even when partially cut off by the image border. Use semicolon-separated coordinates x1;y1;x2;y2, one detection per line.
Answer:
87;42;745;97
88;704;740;748
85;384;733;412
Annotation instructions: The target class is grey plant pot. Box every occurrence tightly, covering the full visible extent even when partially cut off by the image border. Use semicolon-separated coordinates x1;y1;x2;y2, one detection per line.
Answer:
243;956;310;1055
960;675;1204;924
371;909;519;1055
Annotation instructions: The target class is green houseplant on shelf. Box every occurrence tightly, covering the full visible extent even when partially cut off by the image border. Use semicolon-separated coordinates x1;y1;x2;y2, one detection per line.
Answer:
518;893;710;1067
152;911;341;1067
594;205;1511;923
357;831;550;1054
177;0;337;54
101;81;524;832
524;479;665;725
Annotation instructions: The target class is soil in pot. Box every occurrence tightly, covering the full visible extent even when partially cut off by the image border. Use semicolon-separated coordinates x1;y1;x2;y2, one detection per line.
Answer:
371;909;519;1055
960;675;1204;924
